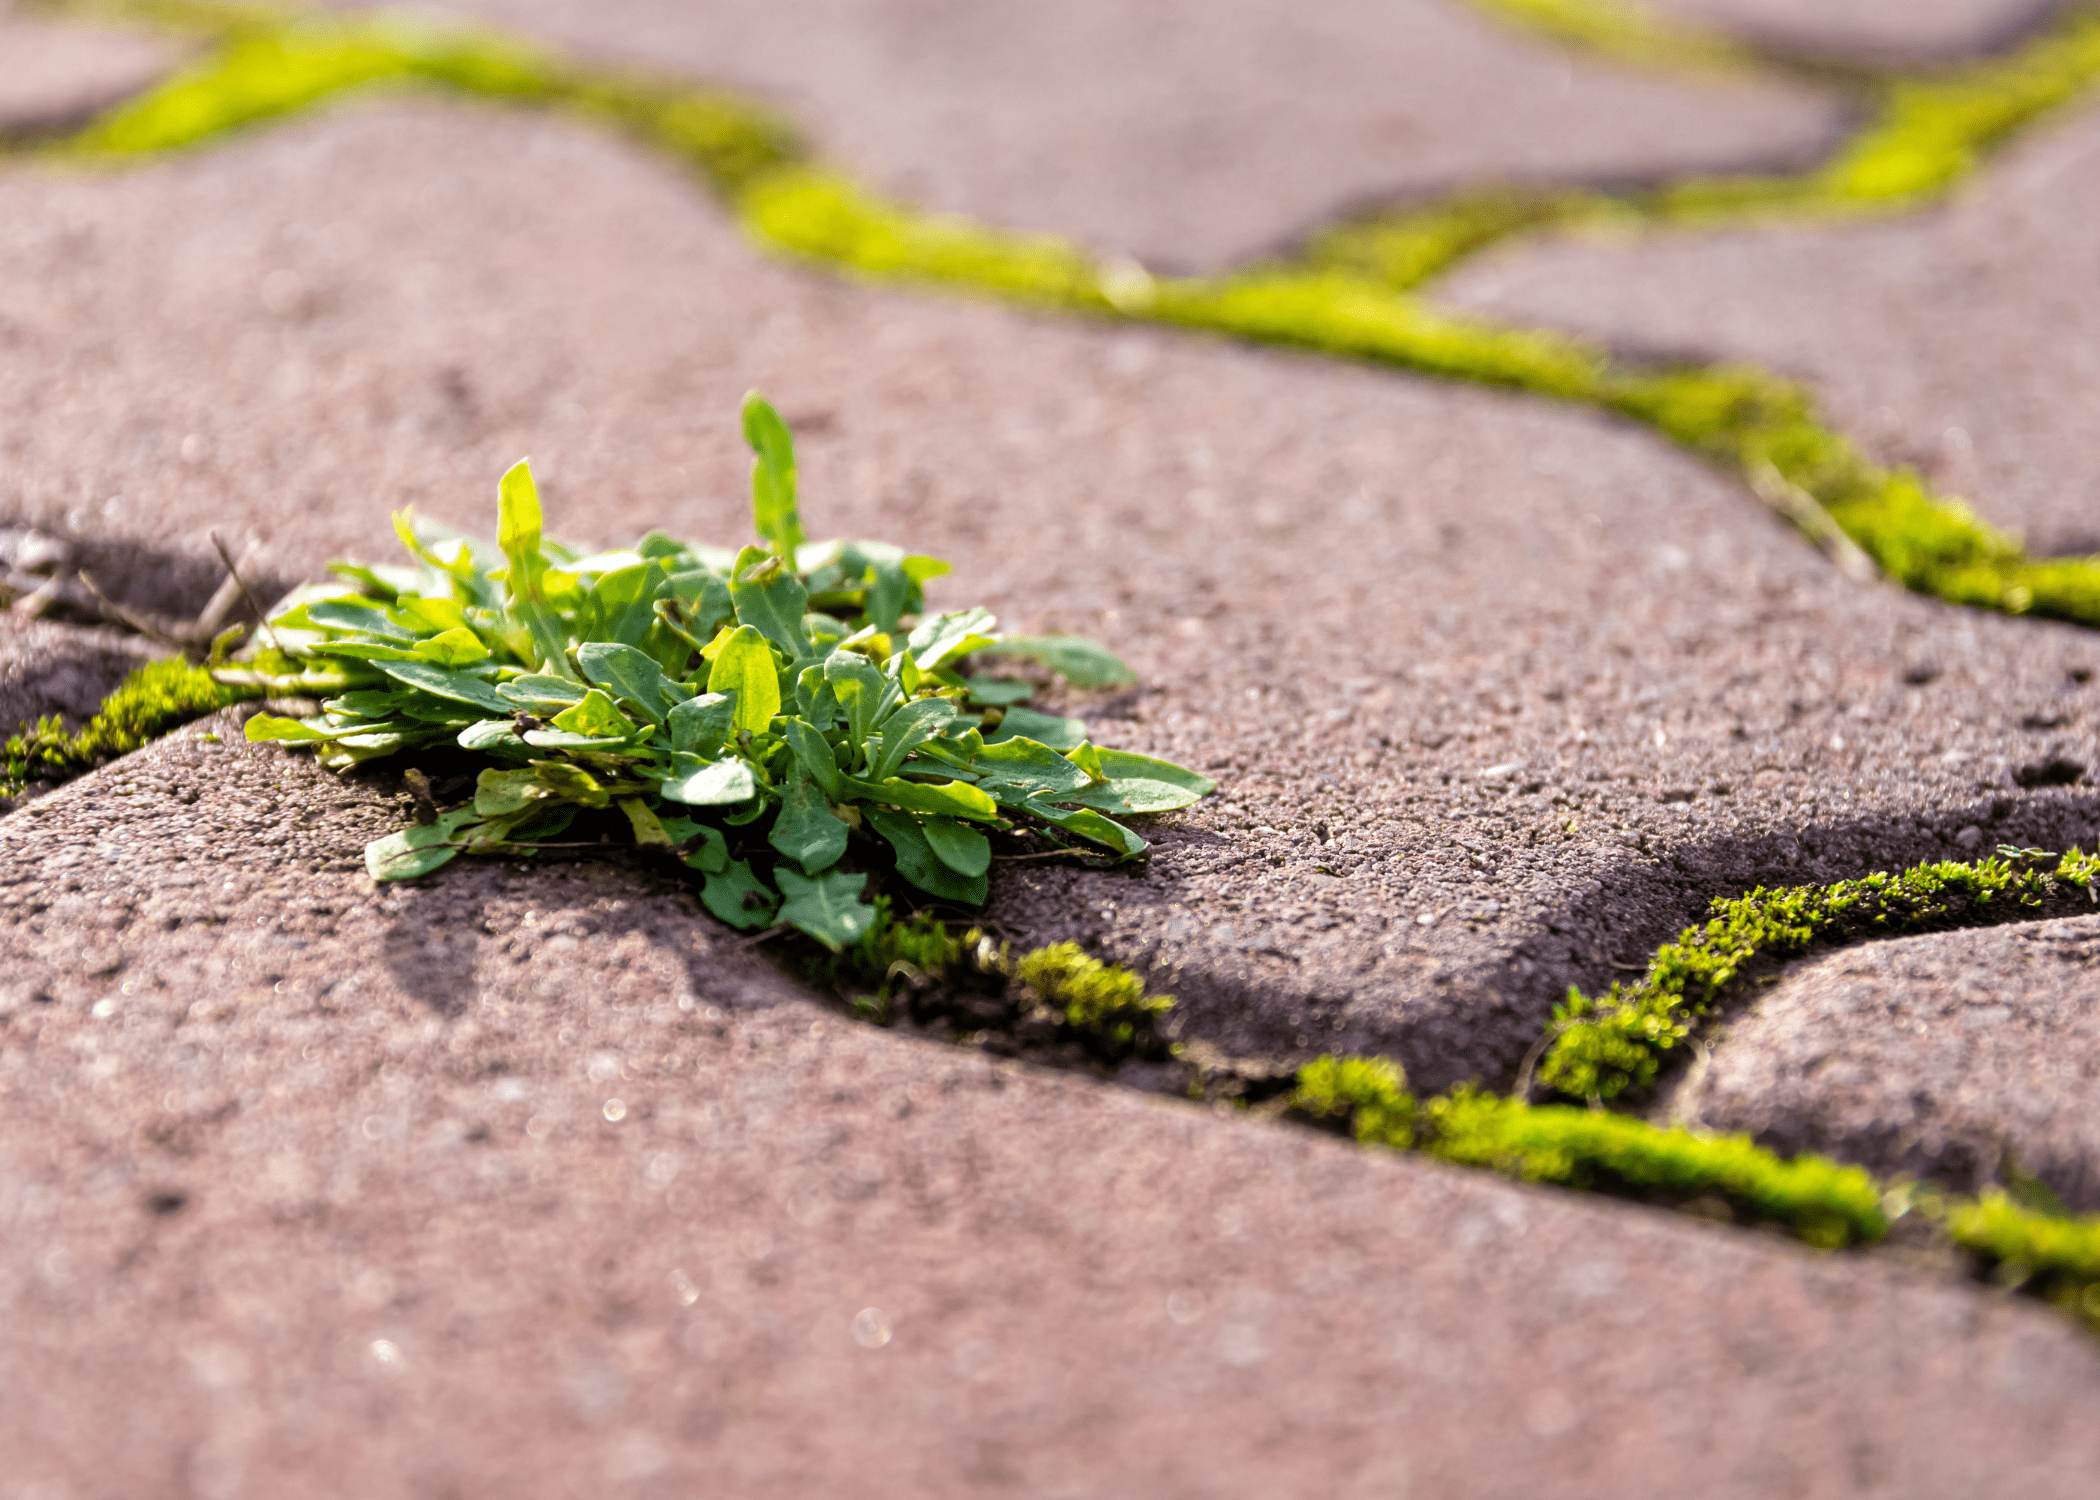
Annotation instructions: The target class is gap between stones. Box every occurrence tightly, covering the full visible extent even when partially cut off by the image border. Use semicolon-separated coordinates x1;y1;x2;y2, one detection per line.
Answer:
7;0;2100;1340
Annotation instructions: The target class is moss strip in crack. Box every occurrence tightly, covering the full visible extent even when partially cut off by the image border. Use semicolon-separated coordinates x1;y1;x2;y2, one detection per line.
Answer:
1456;0;1755;77
1292;1056;1887;1247
31;3;2100;633
1541;847;2100;1103
1;657;255;799
1950;1192;2100;1331
1308;4;2100;292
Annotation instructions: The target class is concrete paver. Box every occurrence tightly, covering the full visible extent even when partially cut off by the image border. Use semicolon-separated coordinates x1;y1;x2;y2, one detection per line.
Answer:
5;722;2100;1496
2;99;2096;1097
1434;98;2100;558
0;2;183;133
1647;0;2054;59
1677;912;2100;1209
323;0;1843;268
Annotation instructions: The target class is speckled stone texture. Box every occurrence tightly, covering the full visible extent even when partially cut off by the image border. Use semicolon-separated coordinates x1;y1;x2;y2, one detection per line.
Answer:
320;0;1842;268
1436;98;2100;559
0;614;152;739
1647;0;2057;59
0;2;183;133
1;100;2096;1097
5;722;2100;1497
1676;912;2100;1209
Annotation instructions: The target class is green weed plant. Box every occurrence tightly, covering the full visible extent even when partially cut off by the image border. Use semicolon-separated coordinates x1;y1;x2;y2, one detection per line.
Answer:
223;394;1212;950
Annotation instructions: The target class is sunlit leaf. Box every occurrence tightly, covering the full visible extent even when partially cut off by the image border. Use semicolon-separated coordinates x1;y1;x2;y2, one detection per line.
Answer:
707;625;781;735
660;752;758;806
769;768;849;874
978;633;1136;687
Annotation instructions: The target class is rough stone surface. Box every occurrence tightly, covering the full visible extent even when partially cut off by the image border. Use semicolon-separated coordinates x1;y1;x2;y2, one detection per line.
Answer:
2;100;2097;1095
324;0;1842;268
1647;0;2056;59
6;721;2100;1496
1676;912;2100;1209
1435;98;2100;558
0;613;153;738
0;3;183;133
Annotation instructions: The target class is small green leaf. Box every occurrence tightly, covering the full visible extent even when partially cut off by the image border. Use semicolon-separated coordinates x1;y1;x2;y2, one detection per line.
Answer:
907;607;998;673
987;705;1088;750
963;675;1034;706
413;627;492;667
1024;796;1148;857
922;816;992;877
769;768;850;874
660;753;759;806
498;674;587;711
784;716;844;799
775;867;876;951
824;648;895;751
668;692;736;757
497;459;575;678
475;766;549;817
365;807;479;882
867;807;988;904
871;696;960;780
838;774;1000;821
979;634;1136;687
729;544;811;657
244;713;405;743
457;719;524;752
533;760;611;808
742;391;804;564
550;688;637;739
702;858;779;930
970;737;1092;802
379;660;513;716
1066;748;1217;813
618;796;674;847
577;641;671;723
707;625;782;736
658;814;731;874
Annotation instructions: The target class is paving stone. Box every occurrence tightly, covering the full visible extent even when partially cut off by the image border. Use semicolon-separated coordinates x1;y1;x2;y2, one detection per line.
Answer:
1646;0;2051;59
3;99;2097;1095
0;613;153;741
0;2;184;133
1435;98;2100;559
319;0;1842;268
1675;912;2100;1209
5;723;2100;1495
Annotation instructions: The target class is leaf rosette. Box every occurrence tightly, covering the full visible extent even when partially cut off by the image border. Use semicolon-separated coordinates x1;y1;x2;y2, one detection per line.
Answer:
220;393;1214;949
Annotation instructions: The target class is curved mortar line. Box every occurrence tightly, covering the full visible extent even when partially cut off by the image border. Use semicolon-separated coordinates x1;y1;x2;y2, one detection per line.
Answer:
14;2;2098;638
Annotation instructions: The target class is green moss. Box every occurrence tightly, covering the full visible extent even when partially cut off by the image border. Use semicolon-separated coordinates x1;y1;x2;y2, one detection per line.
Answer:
1457;0;1753;76
1543;848;2100;1102
1949;1191;2100;1331
1011;940;1174;1053
1;657;255;798
1293;1057;1886;1246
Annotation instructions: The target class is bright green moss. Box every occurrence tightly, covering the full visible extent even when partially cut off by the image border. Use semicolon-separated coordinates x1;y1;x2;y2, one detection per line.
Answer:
1543;849;2100;1102
1457;0;1753;76
1291;1054;1416;1148
1;657;255;797
1303;187;1611;294
1949;1191;2100;1331
1012;941;1174;1051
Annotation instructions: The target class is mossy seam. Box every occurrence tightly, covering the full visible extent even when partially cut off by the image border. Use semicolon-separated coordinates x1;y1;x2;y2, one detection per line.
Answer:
0;657;256;799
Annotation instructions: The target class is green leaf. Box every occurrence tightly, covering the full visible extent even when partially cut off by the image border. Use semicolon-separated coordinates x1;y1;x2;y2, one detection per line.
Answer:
871;695;961;780
244;713;407;744
867;807;988;904
707;625;782;736
498;674;587;711
660;753;759;806
1066;748;1217;813
378;660;513;716
618;796;674;847
577;641;672;723
987;705;1088;750
668;692;736;757
666;567;735;642
838;774;1000;821
1024;796;1148;857
701;858;779;930
979;634;1136;687
775;867;876;951
306;599;412;639
823;648;895;751
729;544;811;657
365;807;479;882
768;768;850;874
742;390;804;563
922;816;991;877
413;627;491;667
550;688;637;739
784;716;844;799
457;719;525;752
532;760;611;808
497;459;575;678
580;560;669;648
970;737;1092;802
963;675;1035;706
907;607;998;673
475;766;550;817
657;814;730;874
